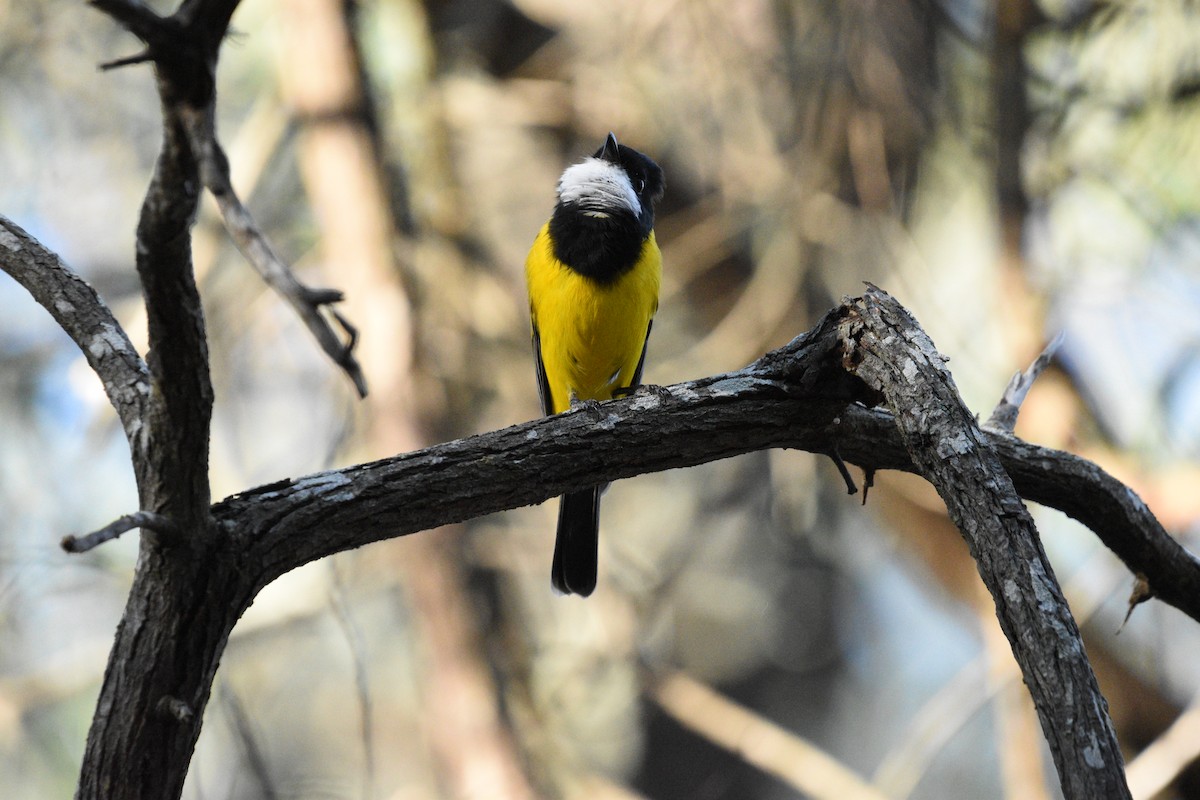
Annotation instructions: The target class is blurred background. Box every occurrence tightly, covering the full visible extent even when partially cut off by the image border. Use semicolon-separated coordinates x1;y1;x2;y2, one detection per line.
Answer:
3;0;1200;797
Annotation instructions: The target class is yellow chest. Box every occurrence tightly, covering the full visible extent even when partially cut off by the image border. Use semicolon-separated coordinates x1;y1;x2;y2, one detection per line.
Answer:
526;223;661;413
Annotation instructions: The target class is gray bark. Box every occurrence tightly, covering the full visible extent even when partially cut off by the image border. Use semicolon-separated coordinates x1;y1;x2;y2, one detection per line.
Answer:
0;1;1192;797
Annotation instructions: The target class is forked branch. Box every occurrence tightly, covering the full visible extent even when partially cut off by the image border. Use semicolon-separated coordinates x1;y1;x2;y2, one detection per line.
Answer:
95;0;368;397
19;1;1195;796
839;287;1129;799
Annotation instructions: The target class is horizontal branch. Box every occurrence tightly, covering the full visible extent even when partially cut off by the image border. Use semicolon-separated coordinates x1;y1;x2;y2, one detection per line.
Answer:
225;373;856;587
0;215;151;454
209;307;1200;636
834;405;1200;622
217;311;858;584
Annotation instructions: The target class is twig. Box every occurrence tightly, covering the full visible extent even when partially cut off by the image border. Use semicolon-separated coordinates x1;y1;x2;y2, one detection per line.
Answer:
100;50;154;70
155;696;195;722
825;450;858;494
88;0;163;41
985;331;1066;433
1119;573;1153;632
62;511;180;553
861;467;875;505
649;669;890;800
90;0;369;399
176;104;369;397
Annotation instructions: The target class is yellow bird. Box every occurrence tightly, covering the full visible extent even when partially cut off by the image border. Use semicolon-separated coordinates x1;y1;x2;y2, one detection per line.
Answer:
525;132;665;596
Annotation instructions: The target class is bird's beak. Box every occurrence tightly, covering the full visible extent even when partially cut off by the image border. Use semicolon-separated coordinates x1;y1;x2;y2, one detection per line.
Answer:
597;132;620;163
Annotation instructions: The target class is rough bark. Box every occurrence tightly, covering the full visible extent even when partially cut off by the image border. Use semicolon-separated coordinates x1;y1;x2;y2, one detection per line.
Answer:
839;287;1130;800
0;215;150;454
0;2;1194;797
9;213;1195;796
11;205;1200;796
74;4;222;796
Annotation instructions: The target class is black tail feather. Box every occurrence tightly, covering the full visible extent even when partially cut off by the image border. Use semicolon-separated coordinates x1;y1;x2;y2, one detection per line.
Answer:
552;488;600;596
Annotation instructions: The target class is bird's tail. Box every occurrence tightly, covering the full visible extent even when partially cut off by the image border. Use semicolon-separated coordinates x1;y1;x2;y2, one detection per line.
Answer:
551;487;601;596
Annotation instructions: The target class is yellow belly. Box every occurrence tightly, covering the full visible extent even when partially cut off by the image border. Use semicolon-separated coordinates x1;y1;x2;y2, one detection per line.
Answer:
526;222;661;414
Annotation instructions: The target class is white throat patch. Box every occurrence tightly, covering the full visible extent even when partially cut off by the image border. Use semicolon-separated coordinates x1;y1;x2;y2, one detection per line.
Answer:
556;158;641;216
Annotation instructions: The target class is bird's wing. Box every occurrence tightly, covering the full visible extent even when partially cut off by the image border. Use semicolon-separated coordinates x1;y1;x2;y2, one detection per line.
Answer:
629;318;653;389
532;319;555;416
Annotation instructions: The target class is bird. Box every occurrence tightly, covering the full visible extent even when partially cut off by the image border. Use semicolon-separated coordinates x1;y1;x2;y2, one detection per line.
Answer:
525;132;665;596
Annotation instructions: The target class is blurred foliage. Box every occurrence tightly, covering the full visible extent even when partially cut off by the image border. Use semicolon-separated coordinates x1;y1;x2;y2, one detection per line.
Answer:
3;0;1200;798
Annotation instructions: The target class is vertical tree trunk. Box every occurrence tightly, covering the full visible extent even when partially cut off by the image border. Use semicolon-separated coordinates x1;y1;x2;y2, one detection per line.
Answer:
76;70;227;800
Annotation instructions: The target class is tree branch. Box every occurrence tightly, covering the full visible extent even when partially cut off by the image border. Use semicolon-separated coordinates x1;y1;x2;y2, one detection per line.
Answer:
73;0;376;791
62;511;181;553
986;330;1065;433
202;302;1200;639
206;289;1200;797
217;311;857;586
133;98;213;518
91;0;368;400
835;404;1200;622
838;286;1129;799
177;103;369;397
0;215;151;456
88;0;163;41
73;3;230;797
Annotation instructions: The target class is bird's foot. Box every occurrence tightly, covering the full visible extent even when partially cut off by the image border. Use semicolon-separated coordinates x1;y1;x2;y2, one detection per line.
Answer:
569;397;606;421
615;383;672;402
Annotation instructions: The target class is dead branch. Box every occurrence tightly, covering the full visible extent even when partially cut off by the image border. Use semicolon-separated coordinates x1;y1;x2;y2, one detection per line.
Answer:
204;307;1200;633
